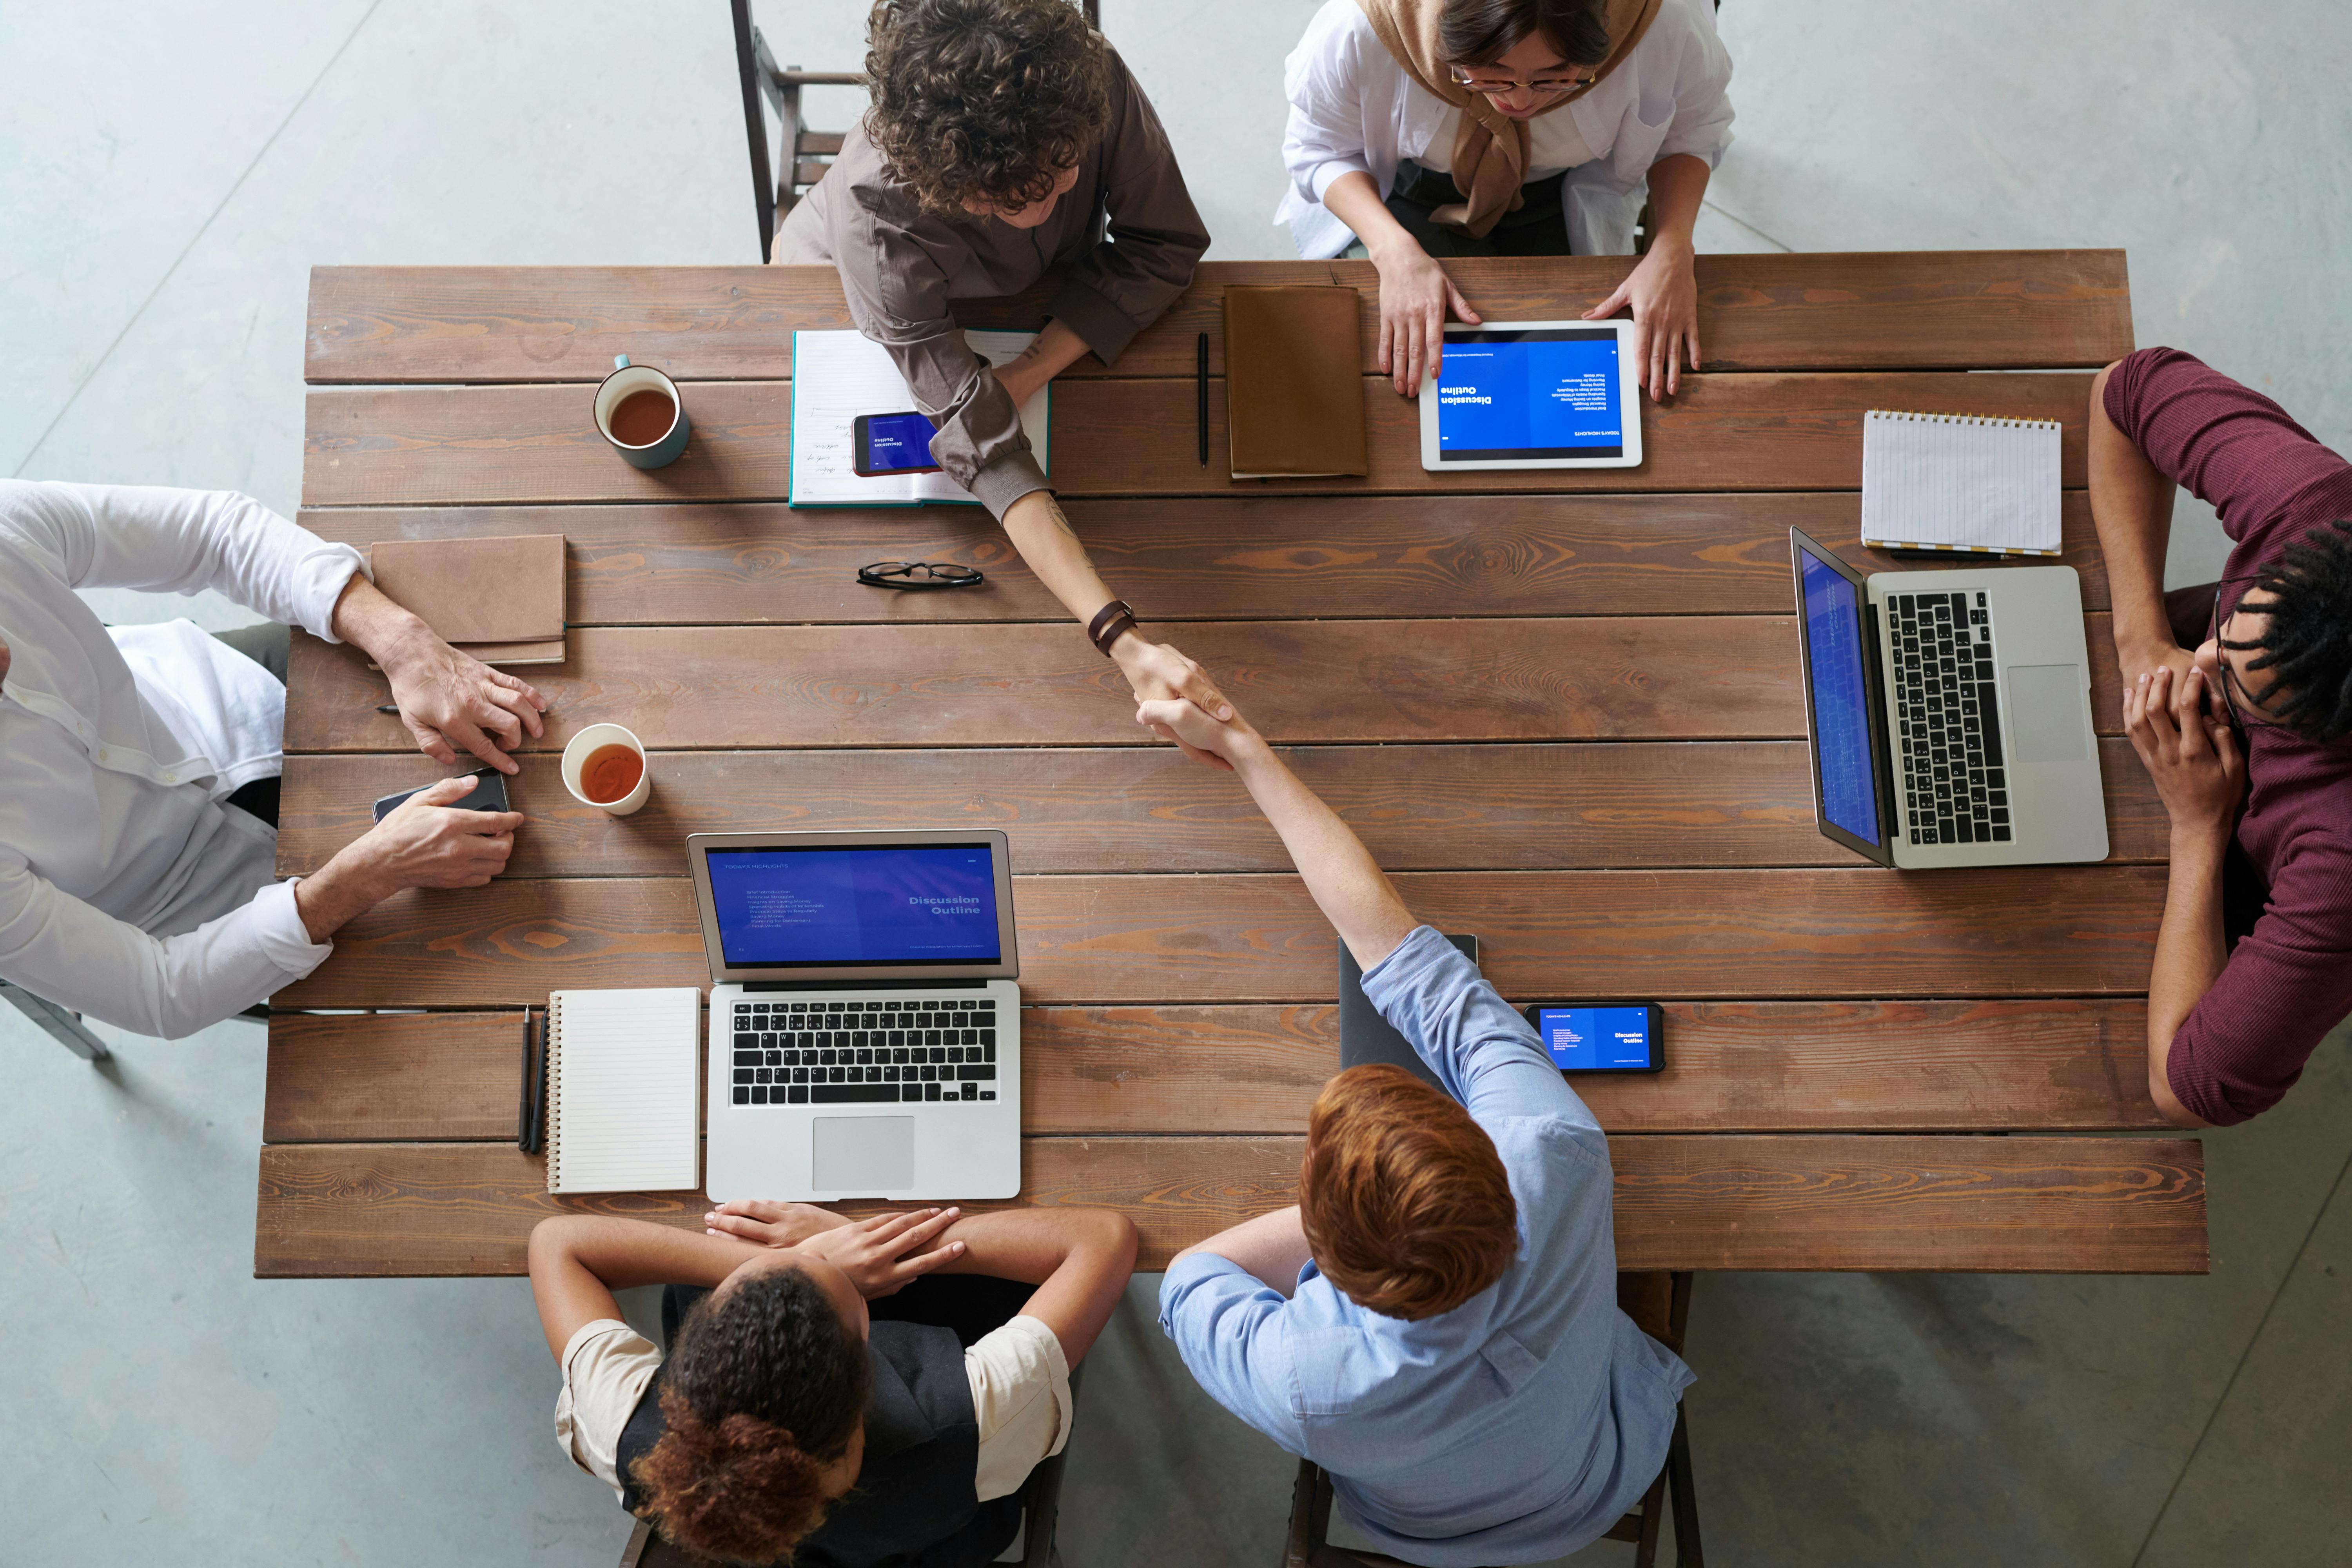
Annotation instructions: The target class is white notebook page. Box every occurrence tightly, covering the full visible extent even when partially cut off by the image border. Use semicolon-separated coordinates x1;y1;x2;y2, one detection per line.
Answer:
789;329;1049;506
546;987;701;1194
1860;409;2063;555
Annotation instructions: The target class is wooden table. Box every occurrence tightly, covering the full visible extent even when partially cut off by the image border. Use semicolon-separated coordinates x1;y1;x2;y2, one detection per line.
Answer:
260;252;2207;1278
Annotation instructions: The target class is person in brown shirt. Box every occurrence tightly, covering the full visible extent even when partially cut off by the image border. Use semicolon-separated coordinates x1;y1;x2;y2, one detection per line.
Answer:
779;0;1228;732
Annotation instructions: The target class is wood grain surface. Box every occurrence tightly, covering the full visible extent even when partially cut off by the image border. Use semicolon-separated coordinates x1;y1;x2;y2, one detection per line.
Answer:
295;491;2112;622
261;998;2168;1143
283;614;2129;753
272;867;2163;1010
252;1133;2204;1276
300;372;2094;507
303;252;2132;385
274;739;2169;877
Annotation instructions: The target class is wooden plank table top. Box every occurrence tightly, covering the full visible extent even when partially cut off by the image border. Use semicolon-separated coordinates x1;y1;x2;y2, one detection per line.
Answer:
267;251;2207;1278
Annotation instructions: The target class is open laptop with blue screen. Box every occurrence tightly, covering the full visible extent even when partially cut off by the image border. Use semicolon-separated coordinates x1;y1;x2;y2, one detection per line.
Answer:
1418;320;1642;470
688;830;1021;1200
1788;527;2107;868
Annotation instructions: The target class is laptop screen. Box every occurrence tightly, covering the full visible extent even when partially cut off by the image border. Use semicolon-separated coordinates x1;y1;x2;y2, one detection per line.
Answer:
1795;539;1884;846
704;842;1004;969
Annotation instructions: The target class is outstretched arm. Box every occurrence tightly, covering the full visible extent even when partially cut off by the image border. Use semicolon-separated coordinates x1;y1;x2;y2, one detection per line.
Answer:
1135;697;1417;972
2089;359;2194;687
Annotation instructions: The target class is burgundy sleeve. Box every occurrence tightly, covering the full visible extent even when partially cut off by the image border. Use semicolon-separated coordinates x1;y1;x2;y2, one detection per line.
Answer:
2167;847;2352;1125
2101;347;2352;562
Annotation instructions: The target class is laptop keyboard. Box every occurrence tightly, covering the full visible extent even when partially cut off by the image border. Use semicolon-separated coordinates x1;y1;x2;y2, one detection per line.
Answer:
1887;591;2013;847
726;997;1000;1106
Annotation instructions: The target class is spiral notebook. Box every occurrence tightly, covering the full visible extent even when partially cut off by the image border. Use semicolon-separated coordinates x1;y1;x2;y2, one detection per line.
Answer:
1860;408;2063;557
544;987;702;1194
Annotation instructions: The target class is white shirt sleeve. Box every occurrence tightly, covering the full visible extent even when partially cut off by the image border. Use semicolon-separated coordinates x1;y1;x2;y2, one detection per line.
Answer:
1651;0;1736;169
1283;1;1378;204
27;481;366;642
0;856;331;1039
554;1319;665;1504
966;1315;1074;1503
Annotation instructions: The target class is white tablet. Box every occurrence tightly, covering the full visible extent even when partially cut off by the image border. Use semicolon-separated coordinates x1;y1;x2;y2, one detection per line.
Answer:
1418;320;1643;471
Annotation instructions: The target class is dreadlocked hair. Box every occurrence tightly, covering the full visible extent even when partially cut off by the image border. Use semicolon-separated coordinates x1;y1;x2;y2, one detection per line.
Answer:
2223;519;2352;742
628;1267;870;1564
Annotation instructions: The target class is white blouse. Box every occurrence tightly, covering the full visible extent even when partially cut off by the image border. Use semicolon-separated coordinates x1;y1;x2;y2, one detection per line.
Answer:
0;481;360;1038
555;1313;1074;1506
1278;0;1735;258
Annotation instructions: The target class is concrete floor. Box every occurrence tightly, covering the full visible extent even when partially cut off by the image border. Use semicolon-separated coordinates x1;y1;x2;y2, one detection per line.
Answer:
5;1;2350;1562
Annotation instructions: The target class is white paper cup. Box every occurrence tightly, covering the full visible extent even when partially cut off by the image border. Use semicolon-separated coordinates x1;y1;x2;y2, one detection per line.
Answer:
562;723;651;816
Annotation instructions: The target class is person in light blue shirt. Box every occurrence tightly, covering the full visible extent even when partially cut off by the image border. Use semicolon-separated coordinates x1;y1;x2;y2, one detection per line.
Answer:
1134;688;1693;1566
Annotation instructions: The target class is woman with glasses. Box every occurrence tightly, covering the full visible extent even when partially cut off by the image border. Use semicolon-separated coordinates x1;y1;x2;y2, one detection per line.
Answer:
1279;0;1733;401
2089;346;2352;1130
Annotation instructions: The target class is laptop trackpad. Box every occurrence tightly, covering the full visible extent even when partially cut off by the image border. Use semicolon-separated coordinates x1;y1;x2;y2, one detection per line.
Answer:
813;1116;916;1191
2007;664;2089;763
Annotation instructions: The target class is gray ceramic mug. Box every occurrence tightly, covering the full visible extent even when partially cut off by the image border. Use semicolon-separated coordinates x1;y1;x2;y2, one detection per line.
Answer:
593;355;691;468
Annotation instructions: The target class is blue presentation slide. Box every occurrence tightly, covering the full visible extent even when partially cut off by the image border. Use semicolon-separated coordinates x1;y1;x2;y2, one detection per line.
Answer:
862;412;938;472
708;845;1000;966
1535;1007;1654;1071
1799;548;1883;844
1435;329;1623;459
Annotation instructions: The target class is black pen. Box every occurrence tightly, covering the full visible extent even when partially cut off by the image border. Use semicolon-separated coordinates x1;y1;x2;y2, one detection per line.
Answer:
517;1007;537;1148
1196;332;1209;466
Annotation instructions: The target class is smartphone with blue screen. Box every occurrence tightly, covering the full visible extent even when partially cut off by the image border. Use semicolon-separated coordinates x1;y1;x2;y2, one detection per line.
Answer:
853;410;941;476
1521;1002;1664;1073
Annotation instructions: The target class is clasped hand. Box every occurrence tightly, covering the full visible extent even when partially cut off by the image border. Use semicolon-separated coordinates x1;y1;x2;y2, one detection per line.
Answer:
1115;636;1237;769
2125;664;2244;833
706;1200;966;1298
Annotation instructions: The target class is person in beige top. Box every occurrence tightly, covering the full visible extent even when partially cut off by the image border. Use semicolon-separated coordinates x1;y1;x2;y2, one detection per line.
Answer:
530;1198;1134;1564
779;0;1232;744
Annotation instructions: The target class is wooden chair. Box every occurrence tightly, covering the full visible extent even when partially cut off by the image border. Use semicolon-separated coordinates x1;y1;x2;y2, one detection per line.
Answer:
617;1363;1084;1567
1281;1274;1701;1568
728;0;1103;263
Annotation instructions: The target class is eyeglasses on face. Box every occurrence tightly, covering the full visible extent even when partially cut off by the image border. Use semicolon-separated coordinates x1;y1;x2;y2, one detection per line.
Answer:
857;560;986;590
1447;63;1597;95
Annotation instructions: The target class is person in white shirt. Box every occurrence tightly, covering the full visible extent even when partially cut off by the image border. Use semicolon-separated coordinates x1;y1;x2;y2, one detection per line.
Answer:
1281;0;1734;401
530;1199;1136;1565
0;479;547;1039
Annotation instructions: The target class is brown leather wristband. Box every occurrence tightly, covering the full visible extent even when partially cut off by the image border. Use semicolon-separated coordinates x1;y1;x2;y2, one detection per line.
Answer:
1087;599;1138;657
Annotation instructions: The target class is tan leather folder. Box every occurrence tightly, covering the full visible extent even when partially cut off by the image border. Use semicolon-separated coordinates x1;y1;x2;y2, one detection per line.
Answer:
367;534;566;666
1223;285;1369;479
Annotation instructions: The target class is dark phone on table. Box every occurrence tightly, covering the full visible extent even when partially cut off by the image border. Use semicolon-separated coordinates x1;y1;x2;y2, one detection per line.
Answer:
852;411;941;476
372;768;512;823
1521;1002;1664;1073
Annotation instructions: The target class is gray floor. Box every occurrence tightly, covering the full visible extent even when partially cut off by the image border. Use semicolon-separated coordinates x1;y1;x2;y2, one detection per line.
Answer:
5;1;2350;1562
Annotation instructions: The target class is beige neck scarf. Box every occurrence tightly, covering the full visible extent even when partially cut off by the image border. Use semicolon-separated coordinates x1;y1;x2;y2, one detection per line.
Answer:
1355;0;1662;236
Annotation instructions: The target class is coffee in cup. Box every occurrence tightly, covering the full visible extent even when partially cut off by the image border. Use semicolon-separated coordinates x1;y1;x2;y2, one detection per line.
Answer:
561;722;652;816
593;356;691;469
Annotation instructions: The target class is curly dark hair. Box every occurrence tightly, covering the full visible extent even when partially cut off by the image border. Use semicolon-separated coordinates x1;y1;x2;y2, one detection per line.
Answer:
863;0;1113;214
2221;519;2352;742
629;1268;870;1564
1439;0;1613;69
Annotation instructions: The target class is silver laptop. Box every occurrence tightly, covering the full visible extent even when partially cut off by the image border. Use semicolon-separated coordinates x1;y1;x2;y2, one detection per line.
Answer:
1790;528;2107;868
688;829;1022;1201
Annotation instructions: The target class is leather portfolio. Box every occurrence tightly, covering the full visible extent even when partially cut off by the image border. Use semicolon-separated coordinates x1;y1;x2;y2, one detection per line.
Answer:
1223;285;1369;479
367;533;566;665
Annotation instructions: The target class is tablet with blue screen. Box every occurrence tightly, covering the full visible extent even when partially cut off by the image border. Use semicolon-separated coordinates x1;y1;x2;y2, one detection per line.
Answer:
1418;319;1642;470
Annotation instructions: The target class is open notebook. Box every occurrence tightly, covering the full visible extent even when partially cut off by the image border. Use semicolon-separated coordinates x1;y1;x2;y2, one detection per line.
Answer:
545;987;701;1194
788;329;1049;506
1860;408;2063;557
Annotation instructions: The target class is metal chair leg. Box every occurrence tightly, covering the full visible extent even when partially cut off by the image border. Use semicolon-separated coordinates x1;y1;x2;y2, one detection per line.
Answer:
1;983;111;1060
1667;1404;1702;1567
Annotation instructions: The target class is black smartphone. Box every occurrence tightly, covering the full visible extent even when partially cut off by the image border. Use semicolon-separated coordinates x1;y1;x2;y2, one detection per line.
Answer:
1520;1002;1665;1074
372;768;512;823
852;410;941;477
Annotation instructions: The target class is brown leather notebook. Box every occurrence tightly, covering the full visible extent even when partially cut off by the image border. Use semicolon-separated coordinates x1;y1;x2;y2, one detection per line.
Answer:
1223;285;1369;479
367;534;566;666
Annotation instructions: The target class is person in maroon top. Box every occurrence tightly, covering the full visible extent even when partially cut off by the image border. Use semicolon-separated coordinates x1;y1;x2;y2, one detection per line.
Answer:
2089;347;2352;1127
